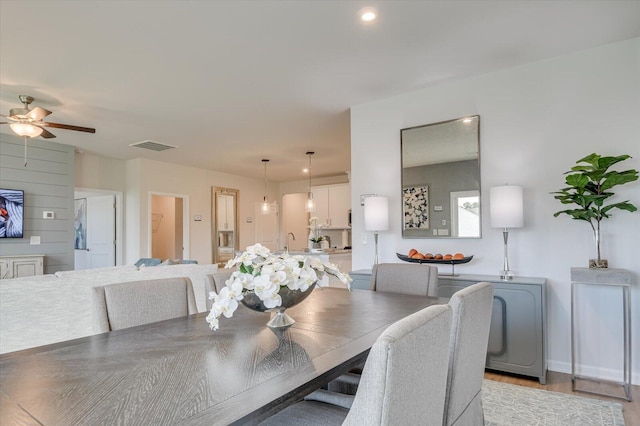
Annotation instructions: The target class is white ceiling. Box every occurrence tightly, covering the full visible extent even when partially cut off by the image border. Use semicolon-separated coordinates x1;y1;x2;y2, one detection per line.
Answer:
1;1;639;182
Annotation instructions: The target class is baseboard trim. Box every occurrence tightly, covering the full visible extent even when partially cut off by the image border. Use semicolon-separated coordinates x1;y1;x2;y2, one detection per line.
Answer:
548;360;639;386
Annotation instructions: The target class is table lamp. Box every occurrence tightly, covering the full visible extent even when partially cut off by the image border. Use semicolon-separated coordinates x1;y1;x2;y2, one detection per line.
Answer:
490;185;523;280
364;195;389;265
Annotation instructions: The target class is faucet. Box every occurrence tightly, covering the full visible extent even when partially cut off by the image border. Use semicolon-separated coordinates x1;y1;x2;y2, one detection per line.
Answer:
287;232;296;253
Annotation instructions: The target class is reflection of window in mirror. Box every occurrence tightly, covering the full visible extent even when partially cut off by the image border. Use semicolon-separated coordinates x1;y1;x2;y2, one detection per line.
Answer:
401;115;481;239
450;190;480;237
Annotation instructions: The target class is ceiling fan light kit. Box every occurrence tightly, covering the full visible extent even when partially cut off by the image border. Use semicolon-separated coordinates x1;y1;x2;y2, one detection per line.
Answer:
1;95;96;166
9;122;43;138
2;95;96;139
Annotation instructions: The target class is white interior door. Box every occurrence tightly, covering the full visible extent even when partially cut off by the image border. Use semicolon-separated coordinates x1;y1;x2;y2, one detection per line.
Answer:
87;195;116;268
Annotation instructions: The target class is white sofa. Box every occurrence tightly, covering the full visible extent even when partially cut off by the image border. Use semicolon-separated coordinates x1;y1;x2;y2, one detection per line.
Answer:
0;263;218;354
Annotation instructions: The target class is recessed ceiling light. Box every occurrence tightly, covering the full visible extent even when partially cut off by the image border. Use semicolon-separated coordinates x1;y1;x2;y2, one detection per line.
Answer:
303;168;309;173
359;7;377;22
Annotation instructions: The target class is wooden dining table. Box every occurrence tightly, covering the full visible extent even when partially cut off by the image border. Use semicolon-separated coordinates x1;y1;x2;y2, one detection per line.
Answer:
0;288;443;425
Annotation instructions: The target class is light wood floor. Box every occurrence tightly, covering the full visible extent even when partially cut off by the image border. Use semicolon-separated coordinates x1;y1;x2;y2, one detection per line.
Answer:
485;371;640;426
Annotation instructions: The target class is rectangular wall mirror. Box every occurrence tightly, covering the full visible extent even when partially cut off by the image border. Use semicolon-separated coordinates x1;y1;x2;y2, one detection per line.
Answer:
212;187;239;265
401;115;481;239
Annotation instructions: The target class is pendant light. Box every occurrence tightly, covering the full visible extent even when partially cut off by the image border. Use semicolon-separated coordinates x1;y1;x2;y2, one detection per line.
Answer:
261;159;270;215
305;151;315;212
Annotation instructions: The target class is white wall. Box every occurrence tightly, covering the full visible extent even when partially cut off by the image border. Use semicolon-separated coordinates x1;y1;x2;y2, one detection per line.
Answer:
76;155;279;265
351;38;640;383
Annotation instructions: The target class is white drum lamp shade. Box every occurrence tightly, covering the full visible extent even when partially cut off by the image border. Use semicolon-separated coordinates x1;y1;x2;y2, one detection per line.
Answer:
364;195;388;265
490;185;523;280
364;196;389;231
490;185;523;228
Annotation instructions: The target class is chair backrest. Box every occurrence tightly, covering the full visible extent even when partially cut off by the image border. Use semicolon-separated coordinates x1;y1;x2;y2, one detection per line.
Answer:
343;304;452;426
134;258;162;268
205;269;234;310
92;277;198;333
444;282;494;426
370;263;439;297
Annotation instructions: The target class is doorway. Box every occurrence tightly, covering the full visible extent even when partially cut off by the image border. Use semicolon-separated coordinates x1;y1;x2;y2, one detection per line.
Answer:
282;193;309;252
150;193;189;261
212;187;239;265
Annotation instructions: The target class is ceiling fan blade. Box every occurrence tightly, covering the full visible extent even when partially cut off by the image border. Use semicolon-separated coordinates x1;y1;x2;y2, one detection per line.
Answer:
39;128;57;139
26;107;52;121
41;122;96;134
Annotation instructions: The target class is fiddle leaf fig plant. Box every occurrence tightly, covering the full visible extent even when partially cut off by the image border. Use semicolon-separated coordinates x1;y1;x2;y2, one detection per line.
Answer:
551;153;638;268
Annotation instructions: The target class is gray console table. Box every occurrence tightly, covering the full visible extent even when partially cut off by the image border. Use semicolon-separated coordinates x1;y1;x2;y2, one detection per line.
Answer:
439;274;547;384
571;267;632;401
348;270;547;383
349;269;372;290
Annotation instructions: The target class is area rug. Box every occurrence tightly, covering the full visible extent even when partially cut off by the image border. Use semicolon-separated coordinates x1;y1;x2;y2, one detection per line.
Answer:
482;379;625;426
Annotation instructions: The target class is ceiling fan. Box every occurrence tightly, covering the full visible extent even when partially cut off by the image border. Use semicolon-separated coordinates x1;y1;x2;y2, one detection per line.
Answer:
1;95;96;138
1;95;96;166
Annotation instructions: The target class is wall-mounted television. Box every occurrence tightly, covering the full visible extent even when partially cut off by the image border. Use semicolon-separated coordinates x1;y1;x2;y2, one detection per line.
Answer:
0;188;24;238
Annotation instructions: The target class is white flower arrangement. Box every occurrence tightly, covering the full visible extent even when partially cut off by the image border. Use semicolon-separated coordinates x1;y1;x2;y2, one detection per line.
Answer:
309;216;324;243
206;243;352;330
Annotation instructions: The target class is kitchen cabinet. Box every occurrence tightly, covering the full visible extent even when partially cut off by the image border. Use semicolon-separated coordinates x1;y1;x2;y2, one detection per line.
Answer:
311;184;350;228
311;186;329;226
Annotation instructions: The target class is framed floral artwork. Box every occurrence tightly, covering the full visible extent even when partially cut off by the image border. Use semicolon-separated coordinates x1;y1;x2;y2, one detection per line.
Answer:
403;186;429;229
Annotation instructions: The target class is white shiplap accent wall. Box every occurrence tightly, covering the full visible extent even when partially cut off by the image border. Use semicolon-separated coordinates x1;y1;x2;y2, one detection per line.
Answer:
0;133;75;273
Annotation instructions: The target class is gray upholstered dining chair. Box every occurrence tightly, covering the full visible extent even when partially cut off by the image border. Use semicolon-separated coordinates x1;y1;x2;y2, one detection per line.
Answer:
328;261;440;394
92;277;198;333
370;262;439;296
330;281;494;425
259;303;453;426
205;269;234;310
443;281;494;426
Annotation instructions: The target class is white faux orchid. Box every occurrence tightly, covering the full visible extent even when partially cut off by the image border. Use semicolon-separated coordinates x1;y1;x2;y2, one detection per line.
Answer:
309;216;324;243
207;243;352;331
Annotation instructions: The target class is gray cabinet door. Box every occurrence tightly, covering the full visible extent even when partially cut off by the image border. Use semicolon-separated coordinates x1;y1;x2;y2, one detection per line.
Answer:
438;278;546;383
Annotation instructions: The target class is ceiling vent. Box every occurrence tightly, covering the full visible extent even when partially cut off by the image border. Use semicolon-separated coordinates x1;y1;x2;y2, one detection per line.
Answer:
129;140;177;152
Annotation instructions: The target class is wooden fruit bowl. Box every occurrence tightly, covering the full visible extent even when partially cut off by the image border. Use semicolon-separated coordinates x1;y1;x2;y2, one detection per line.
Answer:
396;252;474;265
